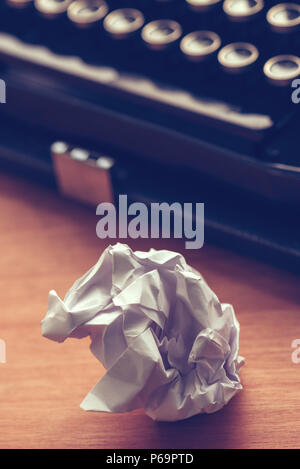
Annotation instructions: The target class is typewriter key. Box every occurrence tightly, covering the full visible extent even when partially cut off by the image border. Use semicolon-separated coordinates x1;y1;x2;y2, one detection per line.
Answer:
263;55;300;86
67;0;109;28
218;42;259;73
141;19;182;51
34;0;73;19
180;31;221;62
267;3;300;33
103;9;145;40
186;0;222;12
6;0;32;7
223;0;264;22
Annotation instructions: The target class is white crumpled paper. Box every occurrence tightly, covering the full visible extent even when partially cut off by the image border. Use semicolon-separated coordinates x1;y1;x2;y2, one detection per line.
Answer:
42;243;244;421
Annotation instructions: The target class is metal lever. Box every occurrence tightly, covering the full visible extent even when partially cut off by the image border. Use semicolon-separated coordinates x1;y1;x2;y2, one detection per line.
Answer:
51;141;115;206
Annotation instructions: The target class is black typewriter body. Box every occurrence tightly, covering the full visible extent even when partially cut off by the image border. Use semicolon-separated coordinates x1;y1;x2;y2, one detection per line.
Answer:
0;0;300;270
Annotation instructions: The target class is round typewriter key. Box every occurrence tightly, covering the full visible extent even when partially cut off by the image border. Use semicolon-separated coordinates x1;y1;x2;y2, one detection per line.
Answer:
263;55;300;86
186;0;222;12
34;0;73;19
103;9;144;40
267;3;300;34
67;0;108;28
141;20;182;51
223;0;264;22
180;31;221;62
218;42;259;73
6;0;32;7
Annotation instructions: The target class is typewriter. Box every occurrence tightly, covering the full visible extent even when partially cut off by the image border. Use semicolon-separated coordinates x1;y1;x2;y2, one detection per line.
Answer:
0;0;299;270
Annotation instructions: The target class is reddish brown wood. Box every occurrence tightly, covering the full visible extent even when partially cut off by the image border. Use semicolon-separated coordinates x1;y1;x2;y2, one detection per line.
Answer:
0;172;299;449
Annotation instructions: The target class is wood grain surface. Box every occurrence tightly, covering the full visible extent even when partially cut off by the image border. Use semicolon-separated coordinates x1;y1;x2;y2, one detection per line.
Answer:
0;172;299;449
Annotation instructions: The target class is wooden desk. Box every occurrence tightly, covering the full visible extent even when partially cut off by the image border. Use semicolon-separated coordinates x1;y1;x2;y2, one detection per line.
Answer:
0;172;299;449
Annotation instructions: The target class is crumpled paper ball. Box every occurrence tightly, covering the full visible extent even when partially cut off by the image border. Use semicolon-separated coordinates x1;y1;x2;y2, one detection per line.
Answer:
42;243;244;421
